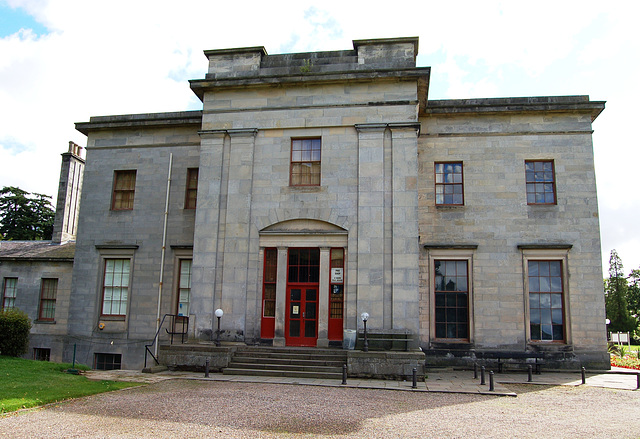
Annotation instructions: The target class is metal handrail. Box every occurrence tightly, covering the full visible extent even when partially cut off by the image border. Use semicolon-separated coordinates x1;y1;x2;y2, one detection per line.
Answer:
144;314;189;368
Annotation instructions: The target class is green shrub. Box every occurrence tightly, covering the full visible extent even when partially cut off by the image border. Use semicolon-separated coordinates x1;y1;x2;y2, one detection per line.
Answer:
0;308;32;356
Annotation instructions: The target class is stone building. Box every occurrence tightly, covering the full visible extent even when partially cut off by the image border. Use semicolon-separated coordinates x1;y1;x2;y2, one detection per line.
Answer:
0;142;83;362
1;37;608;370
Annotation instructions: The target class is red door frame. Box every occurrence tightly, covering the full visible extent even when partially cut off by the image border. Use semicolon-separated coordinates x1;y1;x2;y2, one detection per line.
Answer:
285;284;319;346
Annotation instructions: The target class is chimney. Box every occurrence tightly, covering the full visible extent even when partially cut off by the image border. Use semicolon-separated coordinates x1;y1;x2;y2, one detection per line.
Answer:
52;141;85;243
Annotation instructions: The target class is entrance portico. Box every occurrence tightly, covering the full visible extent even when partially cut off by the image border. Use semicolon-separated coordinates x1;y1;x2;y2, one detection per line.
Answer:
259;220;348;347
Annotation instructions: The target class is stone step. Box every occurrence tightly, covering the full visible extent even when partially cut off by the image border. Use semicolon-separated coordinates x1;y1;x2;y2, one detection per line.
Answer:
231;356;345;368
233;352;346;362
228;362;342;373
222;367;343;380
235;347;345;358
223;346;348;380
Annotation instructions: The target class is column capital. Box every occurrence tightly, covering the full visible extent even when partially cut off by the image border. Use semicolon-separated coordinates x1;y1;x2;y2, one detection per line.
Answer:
388;122;421;134
228;128;258;138
355;123;387;133
198;129;227;139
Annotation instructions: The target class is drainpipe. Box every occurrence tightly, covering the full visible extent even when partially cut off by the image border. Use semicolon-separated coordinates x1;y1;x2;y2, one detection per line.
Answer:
155;153;173;359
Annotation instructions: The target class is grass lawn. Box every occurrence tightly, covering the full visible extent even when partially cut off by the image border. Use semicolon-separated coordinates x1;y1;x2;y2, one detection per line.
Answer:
0;356;142;413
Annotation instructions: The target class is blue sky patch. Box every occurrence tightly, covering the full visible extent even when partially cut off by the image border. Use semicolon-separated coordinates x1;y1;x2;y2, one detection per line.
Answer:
0;3;47;37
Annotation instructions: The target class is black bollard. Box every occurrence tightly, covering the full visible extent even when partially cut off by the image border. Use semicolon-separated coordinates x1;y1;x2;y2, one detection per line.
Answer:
342;364;347;385
581;367;586;385
527;364;533;382
412;368;417;389
481;366;486;385
637;372;640;390
474;363;478;379
205;358;210;378
489;371;495;391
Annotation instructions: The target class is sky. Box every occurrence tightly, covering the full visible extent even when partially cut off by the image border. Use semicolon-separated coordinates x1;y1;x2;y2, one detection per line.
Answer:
1;0;638;274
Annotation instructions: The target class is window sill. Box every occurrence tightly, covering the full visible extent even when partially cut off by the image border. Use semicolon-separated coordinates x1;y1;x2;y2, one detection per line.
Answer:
34;320;56;325
435;204;465;209
284;185;325;194
100;315;126;321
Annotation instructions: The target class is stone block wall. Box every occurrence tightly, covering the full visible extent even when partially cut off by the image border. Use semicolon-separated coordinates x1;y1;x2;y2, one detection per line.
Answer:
417;99;607;367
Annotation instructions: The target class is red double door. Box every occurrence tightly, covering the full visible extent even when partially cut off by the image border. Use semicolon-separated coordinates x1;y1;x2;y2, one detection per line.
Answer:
285;285;318;346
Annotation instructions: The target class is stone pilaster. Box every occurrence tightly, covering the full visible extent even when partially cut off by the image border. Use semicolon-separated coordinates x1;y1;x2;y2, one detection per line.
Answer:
317;247;331;347
191;130;226;340
273;246;288;346
219;129;258;334
355;124;387;328
389;123;420;332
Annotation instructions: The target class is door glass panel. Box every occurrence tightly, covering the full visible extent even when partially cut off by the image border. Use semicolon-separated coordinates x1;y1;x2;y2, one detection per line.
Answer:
305;320;316;337
306;289;317;301
290;320;300;337
290;289;301;301
305;302;317;319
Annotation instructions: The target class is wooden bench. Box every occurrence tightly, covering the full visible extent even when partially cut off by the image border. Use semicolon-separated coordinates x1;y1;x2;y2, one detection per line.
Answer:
356;330;414;351
477;351;545;373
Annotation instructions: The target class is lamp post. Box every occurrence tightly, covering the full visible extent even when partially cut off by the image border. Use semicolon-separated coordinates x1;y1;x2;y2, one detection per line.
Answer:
215;308;224;347
606;318;611;341
361;312;369;352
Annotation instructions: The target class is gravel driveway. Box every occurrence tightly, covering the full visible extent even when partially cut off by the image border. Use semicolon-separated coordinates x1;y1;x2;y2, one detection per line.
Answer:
1;380;639;438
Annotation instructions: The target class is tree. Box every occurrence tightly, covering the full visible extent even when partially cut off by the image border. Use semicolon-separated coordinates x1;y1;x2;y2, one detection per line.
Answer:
0;186;55;240
604;250;637;333
627;268;640;318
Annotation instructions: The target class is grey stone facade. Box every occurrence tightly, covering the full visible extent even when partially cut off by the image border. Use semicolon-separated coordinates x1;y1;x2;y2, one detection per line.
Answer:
1;37;608;370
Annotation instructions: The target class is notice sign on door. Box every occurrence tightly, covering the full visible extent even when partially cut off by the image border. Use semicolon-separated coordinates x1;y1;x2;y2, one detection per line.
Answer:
331;268;343;283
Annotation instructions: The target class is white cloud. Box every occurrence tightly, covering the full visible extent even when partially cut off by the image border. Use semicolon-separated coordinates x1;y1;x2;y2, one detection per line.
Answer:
0;0;639;272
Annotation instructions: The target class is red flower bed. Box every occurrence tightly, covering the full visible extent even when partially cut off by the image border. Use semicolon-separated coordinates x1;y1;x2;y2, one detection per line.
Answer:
610;355;640;370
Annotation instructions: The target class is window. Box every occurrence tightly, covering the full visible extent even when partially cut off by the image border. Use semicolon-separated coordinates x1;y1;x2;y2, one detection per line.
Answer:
288;248;320;283
329;248;344;319
290;138;321;186
177;259;191;317
111;170;136;210
38;278;57;321
525;160;556;205
434;260;469;339
94;353;122;370
528;260;565;342
185;168;198;209
34;348;51;361
2;277;17;309
435;162;463;205
101;259;130;316
262;248;277;318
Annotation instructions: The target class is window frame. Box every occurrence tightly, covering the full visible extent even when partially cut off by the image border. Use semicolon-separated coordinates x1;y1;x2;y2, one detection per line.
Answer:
176;258;192;317
427;249;475;343
111;170;137;211
38;278;58;321
525;160;557;205
100;258;131;318
290;137;321;187
33;348;51;361
184;168;199;210
2;277;17;309
94;353;122;370
261;248;278;319
435;161;464;206
521;248;571;345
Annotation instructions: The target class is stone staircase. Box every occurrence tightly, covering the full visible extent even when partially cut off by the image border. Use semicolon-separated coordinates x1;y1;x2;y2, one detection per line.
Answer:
223;346;347;380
